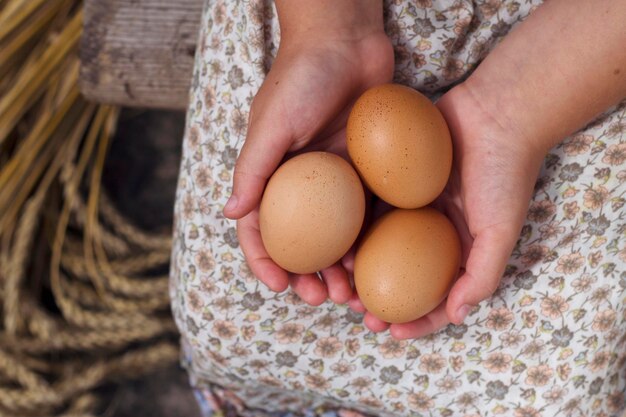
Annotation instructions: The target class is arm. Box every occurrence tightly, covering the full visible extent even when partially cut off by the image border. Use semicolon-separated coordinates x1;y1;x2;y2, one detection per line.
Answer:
467;0;626;154
276;0;384;43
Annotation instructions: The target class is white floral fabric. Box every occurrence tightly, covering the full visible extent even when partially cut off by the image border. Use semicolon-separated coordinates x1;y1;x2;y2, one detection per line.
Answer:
170;1;626;416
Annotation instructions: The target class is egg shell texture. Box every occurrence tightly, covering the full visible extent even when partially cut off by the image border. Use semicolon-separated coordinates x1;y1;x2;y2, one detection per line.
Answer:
354;208;461;324
259;152;365;274
347;83;452;209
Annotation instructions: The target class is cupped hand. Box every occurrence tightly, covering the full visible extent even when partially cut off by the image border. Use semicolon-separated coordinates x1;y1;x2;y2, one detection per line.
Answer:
223;31;393;306
347;82;548;339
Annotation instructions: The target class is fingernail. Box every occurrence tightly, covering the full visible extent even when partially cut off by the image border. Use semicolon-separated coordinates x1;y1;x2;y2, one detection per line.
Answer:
456;304;472;323
224;194;238;213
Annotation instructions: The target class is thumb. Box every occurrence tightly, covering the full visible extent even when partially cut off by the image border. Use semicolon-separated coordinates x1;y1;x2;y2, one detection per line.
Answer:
446;224;520;324
223;103;293;220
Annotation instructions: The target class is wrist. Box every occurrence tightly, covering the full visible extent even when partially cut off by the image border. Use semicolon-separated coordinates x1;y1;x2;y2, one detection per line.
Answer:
460;72;552;157
276;0;385;46
439;81;547;167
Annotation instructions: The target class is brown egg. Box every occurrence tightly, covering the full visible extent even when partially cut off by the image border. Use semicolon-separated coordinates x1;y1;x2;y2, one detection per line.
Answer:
354;208;461;323
347;83;452;209
259;152;365;274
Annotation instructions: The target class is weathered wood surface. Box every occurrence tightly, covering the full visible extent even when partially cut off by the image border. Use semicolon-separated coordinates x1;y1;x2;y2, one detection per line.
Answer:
80;0;203;110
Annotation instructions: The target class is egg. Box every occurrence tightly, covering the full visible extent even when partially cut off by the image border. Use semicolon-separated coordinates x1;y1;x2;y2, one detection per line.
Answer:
259;152;365;274
354;208;461;323
347;83;452;209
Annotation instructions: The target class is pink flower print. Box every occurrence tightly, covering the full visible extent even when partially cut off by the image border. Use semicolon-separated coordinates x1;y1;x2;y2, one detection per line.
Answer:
479;0;502;17
499;330;526;348
571;274;596;292
515;406;541;417
419;353;446;373
349;377;372;393
563;201;580;220
453;17;471;35
588;251;603;268
314;337;342;358
540;295;569;319
562;134;593;156
521;244;550;266
435;374;461;393
539;222;565;240
331;360;356;377
485;308;514;331
195;249;216;272
338;410;367;417
228;343;251;357
187;290;204;312
592;309;616;331
305;374;330;390
607;391;625;413
408;392;434;411
345;338;360;356
527;199;556;223
187;125;201;150
211;320;237;340
556;253;584;274
230;108;248;137
525;364;554;386
590;285;611;305
602;143;626;165
588;351;610;372
194;166;213;189
443;58;465;80
241;325;256;341
450;355;465;372
358;396;383;409
521;310;538;328
583;185;609;210
619;246;626;262
275;323;304;344
557;363;571;381
522;340;546;358
182;193;195;220
378;337;407;359
483;352;512;373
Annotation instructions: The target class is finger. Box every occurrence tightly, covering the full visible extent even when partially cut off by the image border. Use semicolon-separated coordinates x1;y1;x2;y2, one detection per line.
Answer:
236;210;289;292
364;312;390;333
223;100;293;220
446;225;519;324
320;264;352;304
348;292;366;313
341;247;356;274
389;302;449;340
290;273;328;306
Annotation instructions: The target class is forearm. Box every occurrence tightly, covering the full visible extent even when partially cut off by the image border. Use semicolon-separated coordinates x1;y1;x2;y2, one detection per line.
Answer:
466;0;626;153
275;0;384;42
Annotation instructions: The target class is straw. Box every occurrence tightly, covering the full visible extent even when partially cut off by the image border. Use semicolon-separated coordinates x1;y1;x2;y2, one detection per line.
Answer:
0;1;178;415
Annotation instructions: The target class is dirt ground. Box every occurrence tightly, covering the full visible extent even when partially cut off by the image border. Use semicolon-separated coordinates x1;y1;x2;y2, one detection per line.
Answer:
103;109;202;417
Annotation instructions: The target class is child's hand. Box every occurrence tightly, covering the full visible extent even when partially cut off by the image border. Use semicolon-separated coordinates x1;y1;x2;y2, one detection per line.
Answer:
349;0;626;339
223;6;393;306
347;82;546;338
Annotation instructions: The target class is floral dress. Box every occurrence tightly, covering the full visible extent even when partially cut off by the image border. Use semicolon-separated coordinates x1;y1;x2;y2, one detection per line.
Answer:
170;1;626;416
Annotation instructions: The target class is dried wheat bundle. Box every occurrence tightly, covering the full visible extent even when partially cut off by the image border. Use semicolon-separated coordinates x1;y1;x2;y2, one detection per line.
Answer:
0;1;178;415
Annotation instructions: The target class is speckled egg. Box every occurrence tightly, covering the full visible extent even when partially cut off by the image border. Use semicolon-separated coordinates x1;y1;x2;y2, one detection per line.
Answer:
354;208;461;323
259;152;365;274
347;83;452;208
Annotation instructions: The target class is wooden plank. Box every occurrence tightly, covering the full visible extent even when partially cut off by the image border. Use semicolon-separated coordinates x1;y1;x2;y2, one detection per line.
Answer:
80;0;203;110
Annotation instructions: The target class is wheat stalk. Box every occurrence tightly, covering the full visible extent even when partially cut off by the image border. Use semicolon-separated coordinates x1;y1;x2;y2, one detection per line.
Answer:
0;1;177;414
